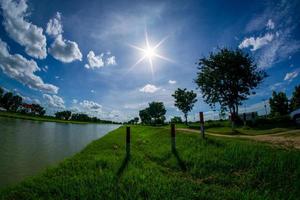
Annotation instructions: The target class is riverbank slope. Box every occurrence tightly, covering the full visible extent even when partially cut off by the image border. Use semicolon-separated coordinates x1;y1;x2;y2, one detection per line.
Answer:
1;126;299;199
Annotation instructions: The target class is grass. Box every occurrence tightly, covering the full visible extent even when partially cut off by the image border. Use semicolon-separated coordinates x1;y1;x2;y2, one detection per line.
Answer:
1;125;299;199
0;111;91;124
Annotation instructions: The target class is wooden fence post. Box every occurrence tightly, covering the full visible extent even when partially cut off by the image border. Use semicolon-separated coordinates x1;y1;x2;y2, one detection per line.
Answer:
126;126;130;157
171;123;176;152
199;112;205;139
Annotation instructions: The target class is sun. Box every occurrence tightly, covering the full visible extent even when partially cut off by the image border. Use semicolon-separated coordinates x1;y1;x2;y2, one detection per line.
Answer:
128;30;172;76
145;46;155;58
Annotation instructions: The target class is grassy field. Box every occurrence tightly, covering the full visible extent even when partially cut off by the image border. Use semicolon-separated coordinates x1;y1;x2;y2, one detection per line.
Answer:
0;111;92;124
1;126;299;199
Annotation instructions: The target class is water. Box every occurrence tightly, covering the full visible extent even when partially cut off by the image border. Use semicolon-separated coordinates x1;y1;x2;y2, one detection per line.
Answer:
0;117;120;188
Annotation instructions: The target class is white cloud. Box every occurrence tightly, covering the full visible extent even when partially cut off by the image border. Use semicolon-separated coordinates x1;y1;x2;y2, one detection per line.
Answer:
46;13;82;63
266;19;275;30
284;70;299;82
106;56;117;65
0;38;58;94
239;33;274;51
168;80;176;84
48;35;82;63
85;51;104;69
139;84;160;93
79;100;102;110
0;0;47;59
46;12;63;36
85;51;117;69
43;94;65;109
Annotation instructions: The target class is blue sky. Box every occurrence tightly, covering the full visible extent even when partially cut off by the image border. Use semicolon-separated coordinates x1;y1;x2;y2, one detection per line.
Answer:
0;0;299;122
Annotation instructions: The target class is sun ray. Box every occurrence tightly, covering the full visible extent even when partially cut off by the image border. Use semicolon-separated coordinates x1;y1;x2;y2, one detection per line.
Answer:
128;30;173;75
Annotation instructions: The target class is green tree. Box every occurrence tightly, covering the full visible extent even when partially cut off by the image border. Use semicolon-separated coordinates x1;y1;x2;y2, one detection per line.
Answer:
134;117;139;124
139;108;151;124
269;91;289;116
1;92;14;110
148;102;166;125
10;95;23;112
195;48;267;124
55;110;72;120
172;88;197;125
0;87;3;99
170;116;182;124
31;104;46;116
290;85;300;111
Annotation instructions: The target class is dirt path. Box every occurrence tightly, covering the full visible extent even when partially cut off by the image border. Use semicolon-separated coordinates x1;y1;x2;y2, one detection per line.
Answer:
177;128;300;149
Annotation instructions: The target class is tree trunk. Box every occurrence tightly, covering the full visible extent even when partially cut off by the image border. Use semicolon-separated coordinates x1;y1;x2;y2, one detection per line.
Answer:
185;113;188;126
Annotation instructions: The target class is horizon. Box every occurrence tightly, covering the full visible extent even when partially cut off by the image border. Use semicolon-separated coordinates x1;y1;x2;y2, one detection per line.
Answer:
0;0;300;122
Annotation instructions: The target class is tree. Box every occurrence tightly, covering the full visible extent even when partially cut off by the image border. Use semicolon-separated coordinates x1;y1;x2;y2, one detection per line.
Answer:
195;48;267;124
31;104;46;116
55;110;72;120
139;108;151;124
171;116;182;123
1;92;14;110
0;87;3;99
10;95;23;112
134;117;139;124
148;102;166;125
269;91;289;116
172;88;197;125
290;85;300;111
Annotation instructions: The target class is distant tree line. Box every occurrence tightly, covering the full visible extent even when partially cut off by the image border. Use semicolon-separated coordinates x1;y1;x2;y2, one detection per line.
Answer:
139;102;166;125
54;110;120;124
0;87;45;116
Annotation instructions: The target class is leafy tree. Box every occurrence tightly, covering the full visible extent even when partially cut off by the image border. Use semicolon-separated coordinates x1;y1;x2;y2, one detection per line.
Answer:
134;117;139;124
172;88;197;125
290;85;300;111
0;87;3;99
148;102;166;125
139;108;151;124
10;95;23;112
195;48;267;124
269;91;289;116
71;113;90;121
1;92;14;110
31;104;46;116
55;110;72;120
171;116;182;124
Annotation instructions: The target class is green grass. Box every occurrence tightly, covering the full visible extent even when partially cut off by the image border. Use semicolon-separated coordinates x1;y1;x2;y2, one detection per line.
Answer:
1;126;299;199
0;111;91;124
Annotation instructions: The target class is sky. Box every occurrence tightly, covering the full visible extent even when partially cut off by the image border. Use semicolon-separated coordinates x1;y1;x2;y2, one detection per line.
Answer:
0;0;299;122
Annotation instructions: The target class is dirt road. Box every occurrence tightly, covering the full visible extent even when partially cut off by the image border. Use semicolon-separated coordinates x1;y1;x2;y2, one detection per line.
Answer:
177;128;300;149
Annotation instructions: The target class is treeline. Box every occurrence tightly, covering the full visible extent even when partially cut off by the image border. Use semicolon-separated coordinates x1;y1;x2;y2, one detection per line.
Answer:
0;87;45;116
54;110;120;124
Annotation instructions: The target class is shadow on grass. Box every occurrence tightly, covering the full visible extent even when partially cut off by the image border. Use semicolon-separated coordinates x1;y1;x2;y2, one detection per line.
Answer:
115;150;130;199
171;138;187;171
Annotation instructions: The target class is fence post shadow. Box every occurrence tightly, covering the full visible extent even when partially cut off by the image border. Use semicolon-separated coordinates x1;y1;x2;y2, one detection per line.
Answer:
171;124;187;171
115;126;131;199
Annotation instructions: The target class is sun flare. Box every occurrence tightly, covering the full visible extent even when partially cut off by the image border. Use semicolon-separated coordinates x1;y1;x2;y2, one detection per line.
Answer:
128;30;173;76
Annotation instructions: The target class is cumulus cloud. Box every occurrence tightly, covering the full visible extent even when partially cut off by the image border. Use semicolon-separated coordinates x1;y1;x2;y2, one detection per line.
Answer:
0;0;47;59
0;38;58;94
84;51;104;69
168;80;176;84
266;19;275;30
46;12;63;36
43;94;65;109
239;33;274;51
79;100;102;110
139;84;160;93
85;51;117;69
106;56;117;65
47;12;82;63
284;70;299;82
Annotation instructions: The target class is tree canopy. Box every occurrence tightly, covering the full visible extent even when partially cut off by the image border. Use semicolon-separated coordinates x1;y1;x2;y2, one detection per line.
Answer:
195;48;267;121
172;88;197;125
269;91;289;116
139;102;166;125
290;85;300;111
